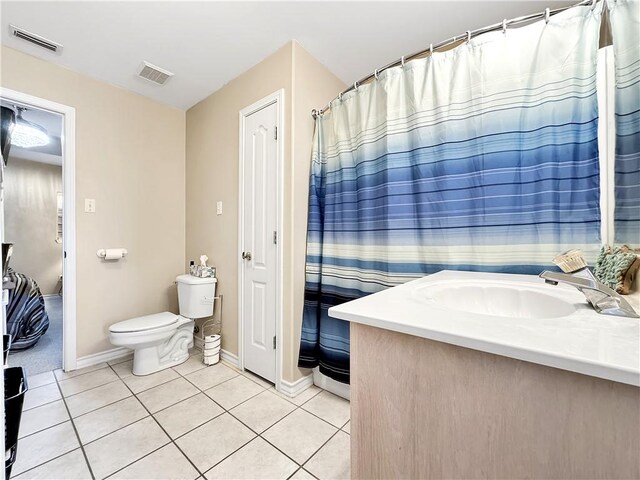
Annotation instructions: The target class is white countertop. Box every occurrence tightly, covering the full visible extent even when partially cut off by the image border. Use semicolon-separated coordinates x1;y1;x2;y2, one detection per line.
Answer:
329;270;640;386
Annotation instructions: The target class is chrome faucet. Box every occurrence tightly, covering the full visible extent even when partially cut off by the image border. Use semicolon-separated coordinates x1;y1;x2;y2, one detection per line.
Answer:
539;270;639;319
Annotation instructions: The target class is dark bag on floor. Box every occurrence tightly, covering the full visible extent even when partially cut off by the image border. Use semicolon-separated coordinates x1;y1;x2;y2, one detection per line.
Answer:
6;268;50;350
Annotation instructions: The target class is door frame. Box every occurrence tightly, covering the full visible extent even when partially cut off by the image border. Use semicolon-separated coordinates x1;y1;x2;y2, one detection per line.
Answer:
237;89;284;391
0;87;77;372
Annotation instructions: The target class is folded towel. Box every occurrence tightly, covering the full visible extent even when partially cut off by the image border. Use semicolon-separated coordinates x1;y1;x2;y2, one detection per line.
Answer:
595;245;640;294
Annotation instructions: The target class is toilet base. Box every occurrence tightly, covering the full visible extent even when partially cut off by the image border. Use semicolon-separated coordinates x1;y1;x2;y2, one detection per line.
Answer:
131;322;194;376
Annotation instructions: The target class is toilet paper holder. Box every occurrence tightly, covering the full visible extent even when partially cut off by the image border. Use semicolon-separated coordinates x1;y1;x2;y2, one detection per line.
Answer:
97;248;128;260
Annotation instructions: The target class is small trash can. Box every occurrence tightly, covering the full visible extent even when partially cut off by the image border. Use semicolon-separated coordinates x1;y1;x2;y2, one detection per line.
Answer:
3;335;11;364
5;367;28;478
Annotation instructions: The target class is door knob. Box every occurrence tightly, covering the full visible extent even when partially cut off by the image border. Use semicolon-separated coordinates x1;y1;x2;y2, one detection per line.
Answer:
242;251;252;261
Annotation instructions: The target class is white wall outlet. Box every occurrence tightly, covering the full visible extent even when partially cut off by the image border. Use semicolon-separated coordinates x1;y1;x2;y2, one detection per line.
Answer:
216;201;223;215
84;198;96;213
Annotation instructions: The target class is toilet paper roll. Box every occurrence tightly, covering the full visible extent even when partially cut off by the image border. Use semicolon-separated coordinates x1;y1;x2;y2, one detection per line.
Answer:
204;348;220;358
104;248;126;260
204;353;220;365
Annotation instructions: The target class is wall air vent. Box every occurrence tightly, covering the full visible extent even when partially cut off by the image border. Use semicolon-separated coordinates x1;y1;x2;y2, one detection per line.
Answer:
9;25;63;54
137;61;174;85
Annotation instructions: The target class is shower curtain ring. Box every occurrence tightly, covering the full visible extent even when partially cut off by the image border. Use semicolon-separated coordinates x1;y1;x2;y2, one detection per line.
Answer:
466;30;471;43
353;81;358;91
430;44;434;55
502;19;508;34
401;56;405;68
338;92;343;101
374;69;379;80
545;8;550;24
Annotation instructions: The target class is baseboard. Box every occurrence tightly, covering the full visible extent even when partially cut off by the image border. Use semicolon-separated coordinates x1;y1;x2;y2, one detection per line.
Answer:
42;294;61;299
220;350;239;368
193;335;239;369
75;347;132;370
313;367;350;400
279;373;313;397
192;336;312;397
193;335;312;396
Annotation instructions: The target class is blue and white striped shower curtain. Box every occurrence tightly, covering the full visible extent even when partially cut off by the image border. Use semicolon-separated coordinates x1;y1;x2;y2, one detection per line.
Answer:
609;0;640;245
299;4;604;383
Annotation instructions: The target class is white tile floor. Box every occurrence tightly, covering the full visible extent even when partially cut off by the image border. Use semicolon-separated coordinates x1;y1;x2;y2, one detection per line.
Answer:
12;352;351;480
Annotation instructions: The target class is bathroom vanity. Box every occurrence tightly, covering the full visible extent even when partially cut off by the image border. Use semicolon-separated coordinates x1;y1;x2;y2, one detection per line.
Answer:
329;271;640;479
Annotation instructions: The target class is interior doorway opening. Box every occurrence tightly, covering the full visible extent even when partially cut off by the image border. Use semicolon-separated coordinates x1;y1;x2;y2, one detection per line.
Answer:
1;88;76;375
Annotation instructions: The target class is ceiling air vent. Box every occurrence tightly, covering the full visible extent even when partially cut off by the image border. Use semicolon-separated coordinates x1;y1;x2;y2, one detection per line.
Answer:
9;25;63;54
137;61;174;85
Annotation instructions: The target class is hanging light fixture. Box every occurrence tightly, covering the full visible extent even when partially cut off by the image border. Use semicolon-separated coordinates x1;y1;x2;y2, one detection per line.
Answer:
11;107;49;148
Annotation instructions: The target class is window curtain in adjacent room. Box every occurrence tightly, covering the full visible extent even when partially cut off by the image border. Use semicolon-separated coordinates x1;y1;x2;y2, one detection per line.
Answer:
299;4;603;383
609;0;640;245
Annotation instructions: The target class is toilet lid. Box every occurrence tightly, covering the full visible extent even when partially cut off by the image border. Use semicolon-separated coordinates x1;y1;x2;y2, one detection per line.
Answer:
110;312;179;333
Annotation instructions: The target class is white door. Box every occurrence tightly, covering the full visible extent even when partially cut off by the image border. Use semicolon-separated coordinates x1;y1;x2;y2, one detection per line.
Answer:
241;101;278;383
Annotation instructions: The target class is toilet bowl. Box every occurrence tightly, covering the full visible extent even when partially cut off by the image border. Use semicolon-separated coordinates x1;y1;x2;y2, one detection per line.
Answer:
109;312;194;375
109;275;217;376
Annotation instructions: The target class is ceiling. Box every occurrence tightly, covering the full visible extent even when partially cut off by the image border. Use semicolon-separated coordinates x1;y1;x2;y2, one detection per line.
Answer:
1;1;574;111
1;100;63;166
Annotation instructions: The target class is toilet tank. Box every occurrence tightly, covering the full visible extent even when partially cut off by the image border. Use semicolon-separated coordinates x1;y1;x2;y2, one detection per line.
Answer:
176;274;217;319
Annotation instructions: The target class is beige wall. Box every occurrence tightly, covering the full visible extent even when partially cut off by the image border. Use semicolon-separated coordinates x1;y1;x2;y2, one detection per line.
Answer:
1;46;186;357
186;42;293;358
4;159;62;295
1;39;342;368
186;41;345;382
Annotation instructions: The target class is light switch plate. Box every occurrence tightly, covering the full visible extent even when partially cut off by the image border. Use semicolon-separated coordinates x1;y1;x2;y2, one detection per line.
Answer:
84;198;96;213
216;201;223;215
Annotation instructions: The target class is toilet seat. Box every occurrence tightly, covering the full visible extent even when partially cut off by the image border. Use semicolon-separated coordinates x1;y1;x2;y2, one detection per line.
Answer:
109;312;180;334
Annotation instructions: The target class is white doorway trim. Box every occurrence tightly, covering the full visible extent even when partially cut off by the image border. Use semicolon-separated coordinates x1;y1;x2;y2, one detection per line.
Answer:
238;89;284;391
0;87;77;372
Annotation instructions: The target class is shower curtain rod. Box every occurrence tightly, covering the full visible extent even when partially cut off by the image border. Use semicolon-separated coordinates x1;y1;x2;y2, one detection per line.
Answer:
311;0;597;118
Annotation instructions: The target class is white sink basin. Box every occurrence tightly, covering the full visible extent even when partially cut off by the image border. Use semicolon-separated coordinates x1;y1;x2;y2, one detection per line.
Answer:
414;281;576;319
329;270;640;386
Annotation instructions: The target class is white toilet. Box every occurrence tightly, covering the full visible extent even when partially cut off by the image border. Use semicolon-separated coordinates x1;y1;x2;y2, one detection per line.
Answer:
109;274;217;376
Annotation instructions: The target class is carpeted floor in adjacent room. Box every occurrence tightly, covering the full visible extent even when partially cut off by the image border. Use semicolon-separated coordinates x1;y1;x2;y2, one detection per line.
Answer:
8;296;63;376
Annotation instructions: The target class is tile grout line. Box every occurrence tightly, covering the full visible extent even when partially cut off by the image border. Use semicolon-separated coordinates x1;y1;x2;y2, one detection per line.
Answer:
21;384;64;413
16;403;69;441
106;355;133;366
299;427;345;474
55;363;115;383
178;362;341;431
26;351;200;412
31;368;231;469
52;370;96;479
61;358;193;400
175;365;307;474
173;367;275;473
10;448;88;479
41;371;177;478
22;359;349;479
12;358;233;477
102;443;173;480
67;392;135;421
25;377;125;415
17;422;66;443
71;397;159;448
287;467;320;480
102;364;204;480
173;363;346;477
274;393;350;477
